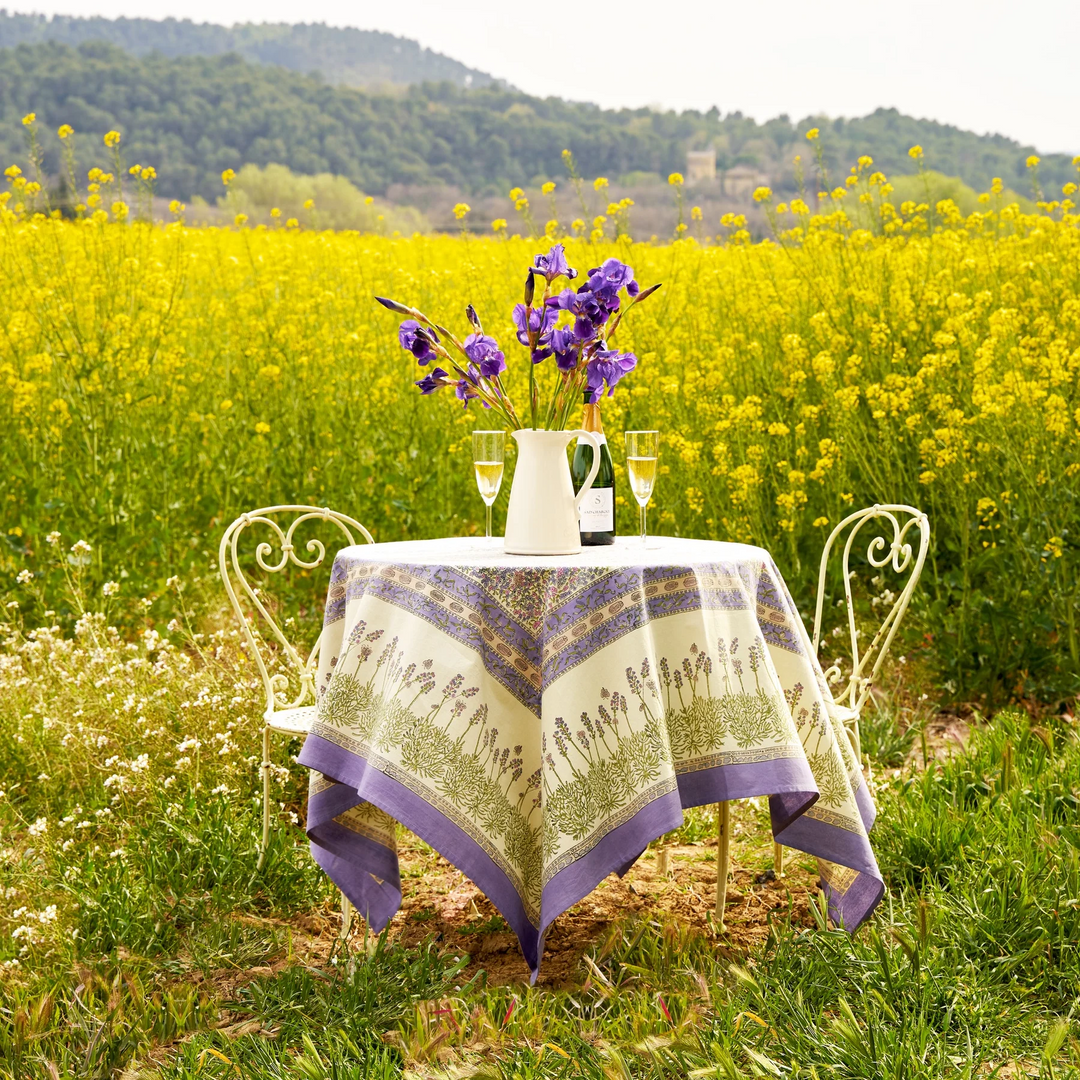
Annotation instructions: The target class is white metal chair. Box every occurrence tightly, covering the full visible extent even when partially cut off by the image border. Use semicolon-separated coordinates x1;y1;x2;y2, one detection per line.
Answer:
218;505;374;935
771;503;930;879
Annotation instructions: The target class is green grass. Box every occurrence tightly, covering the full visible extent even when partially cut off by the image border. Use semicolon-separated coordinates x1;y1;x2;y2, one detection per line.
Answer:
1;613;1078;1077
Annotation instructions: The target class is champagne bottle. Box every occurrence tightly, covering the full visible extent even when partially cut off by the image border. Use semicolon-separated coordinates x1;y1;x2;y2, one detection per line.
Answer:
572;390;616;546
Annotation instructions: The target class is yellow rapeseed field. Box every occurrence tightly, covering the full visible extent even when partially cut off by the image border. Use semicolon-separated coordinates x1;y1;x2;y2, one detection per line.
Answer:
3;159;1080;701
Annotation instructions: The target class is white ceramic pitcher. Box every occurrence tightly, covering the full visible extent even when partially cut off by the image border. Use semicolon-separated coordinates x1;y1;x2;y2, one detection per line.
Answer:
504;429;601;555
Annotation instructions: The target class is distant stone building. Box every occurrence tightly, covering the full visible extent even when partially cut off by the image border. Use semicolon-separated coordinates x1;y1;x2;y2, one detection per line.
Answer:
686;149;716;183
723;164;770;199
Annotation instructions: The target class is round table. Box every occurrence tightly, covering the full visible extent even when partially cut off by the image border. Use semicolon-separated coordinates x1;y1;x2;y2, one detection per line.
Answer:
298;536;882;978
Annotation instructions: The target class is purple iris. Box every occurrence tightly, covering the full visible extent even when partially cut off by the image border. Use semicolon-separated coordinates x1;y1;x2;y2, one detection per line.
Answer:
551;328;579;372
414;367;449;395
547;287;609;342
531;243;577;283
512;303;556;346
398;319;440;365
587;349;638;395
588;258;637;297
463;333;506;378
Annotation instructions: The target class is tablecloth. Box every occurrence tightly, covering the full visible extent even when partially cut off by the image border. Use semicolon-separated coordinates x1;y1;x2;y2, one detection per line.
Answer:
297;536;883;977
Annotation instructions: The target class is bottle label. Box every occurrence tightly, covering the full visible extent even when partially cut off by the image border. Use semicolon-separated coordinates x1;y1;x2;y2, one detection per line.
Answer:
579;486;614;531
577;432;607;447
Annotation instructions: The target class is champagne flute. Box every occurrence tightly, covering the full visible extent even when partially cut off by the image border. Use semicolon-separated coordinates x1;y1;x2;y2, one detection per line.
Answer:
624;430;659;546
472;430;505;541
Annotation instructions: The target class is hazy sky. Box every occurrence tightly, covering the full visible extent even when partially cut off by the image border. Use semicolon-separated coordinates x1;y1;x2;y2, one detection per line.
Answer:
19;0;1080;154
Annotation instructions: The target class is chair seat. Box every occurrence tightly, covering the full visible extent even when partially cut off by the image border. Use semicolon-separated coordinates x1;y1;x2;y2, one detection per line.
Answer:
265;705;318;734
832;704;859;726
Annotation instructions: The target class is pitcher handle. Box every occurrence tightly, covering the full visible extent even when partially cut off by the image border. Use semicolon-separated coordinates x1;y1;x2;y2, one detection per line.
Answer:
567;429;602;511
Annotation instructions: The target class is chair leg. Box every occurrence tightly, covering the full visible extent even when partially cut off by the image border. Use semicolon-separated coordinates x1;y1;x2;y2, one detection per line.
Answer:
340;892;353;941
715;801;730;932
773;841;784;877
256;726;271;871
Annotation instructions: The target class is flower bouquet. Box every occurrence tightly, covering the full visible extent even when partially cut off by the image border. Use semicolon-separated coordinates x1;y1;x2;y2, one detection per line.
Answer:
376;243;660;431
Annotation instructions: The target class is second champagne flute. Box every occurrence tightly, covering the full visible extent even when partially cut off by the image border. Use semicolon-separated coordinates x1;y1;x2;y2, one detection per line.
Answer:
472;430;505;541
624;430;659;546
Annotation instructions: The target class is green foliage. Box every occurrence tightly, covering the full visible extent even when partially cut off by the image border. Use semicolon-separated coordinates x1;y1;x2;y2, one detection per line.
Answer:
220;163;429;232
0;42;1074;203
887;169;1034;216
0;11;499;89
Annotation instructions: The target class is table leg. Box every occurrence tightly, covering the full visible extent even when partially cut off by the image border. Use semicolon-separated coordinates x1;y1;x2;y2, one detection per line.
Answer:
716;801;730;931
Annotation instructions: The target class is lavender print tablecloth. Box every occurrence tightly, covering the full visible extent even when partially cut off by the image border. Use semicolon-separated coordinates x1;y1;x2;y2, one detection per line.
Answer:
298;536;883;977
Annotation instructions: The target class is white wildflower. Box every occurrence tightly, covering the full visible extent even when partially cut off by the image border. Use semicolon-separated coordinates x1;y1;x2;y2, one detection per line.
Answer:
16;569;33;585
167;618;182;633
45;531;61;546
27;817;48;837
102;581;120;597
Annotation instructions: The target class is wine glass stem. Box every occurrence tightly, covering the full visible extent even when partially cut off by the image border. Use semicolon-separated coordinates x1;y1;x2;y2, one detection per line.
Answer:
486;502;493;540
640;503;647;545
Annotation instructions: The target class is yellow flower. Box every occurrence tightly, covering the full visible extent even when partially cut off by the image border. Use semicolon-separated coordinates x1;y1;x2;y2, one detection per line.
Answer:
255;421;271;435
790;198;809;214
303;199;314;210
4;164;22;179
590;228;604;242
267;207;280;219
24;181;41;196
364;195;374;205
752;187;772;203
57;124;73;139
453;202;471;220
775;202;788;214
991;177;1003;194
691;205;703;220
593;215;607;228
111;201;128;220
831;187;847;200
805;128;819;141
129;164;142;175
103;130;121;148
514;198;529;211
168;200;185;215
1064;183;1078;196
491;218;507;231
1026;155;1040;169
286;217;298;228
509;187;524;201
812;516;829;527
544;218;558;235
87;167;102;182
571;218;585;232
141;166;156;181
594;177;608;191
675;222;688;233
542;181;556;195
668;172;684;186
908;145;923;159
221;168;235;186
857;155;873;169
234;213;248;226
220;399;233;411
22;113;36;127
845;175;858;188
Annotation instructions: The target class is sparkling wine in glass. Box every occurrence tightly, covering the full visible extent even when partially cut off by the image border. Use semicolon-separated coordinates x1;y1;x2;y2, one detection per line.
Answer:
472;430;505;540
624;430;659;546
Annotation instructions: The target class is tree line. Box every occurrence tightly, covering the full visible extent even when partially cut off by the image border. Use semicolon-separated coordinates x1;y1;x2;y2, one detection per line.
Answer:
0;41;1072;205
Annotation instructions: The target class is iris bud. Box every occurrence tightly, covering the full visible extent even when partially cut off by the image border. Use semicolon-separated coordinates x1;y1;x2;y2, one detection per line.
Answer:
466;304;482;331
375;295;413;315
523;270;535;306
634;283;663;303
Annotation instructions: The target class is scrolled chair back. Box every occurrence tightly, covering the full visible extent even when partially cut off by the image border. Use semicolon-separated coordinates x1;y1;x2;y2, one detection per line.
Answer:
812;503;930;715
218;505;373;718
